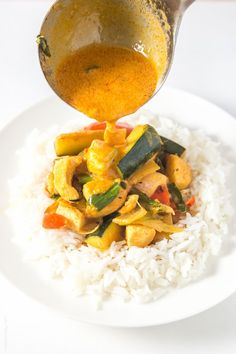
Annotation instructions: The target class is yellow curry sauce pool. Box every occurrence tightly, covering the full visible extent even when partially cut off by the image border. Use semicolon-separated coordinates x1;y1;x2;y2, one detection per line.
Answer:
55;44;160;121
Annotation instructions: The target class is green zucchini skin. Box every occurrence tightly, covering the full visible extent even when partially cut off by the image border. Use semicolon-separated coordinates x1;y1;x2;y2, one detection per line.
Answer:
87;212;118;238
117;125;162;179
88;182;120;211
168;183;186;212
160;136;185;156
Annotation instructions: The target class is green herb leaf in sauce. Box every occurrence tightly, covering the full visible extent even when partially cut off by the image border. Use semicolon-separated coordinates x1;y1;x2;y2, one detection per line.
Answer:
88;182;120;211
36;35;51;58
85;64;100;73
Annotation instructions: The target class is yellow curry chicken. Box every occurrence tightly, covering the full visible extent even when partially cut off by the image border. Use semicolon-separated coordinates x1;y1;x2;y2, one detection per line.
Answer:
43;121;195;251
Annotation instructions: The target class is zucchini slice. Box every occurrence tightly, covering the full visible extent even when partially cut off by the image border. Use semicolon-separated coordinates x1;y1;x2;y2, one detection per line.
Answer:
85;212;124;251
117;124;162;179
54;130;104;156
160;136;185;156
88;182;120;211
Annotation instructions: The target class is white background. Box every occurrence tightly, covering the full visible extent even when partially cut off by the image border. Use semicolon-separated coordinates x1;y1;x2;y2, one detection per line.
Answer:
0;0;236;353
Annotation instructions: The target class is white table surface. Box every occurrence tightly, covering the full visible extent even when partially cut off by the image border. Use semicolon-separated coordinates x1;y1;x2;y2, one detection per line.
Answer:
0;0;236;353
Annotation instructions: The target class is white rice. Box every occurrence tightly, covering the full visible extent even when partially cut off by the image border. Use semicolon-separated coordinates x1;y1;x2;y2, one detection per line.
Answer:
6;113;232;303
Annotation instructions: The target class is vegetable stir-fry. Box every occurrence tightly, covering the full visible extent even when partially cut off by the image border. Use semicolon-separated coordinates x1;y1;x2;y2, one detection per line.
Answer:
43;122;195;251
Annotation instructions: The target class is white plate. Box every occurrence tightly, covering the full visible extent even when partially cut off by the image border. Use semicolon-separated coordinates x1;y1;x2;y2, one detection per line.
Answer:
0;88;235;327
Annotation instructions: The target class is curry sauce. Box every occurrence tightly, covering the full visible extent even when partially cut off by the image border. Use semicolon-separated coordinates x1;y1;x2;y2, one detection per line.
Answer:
55;44;159;121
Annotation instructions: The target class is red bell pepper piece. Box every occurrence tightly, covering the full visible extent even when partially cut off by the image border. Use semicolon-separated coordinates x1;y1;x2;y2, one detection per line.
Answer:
43;213;67;229
151;185;171;205
186;195;196;208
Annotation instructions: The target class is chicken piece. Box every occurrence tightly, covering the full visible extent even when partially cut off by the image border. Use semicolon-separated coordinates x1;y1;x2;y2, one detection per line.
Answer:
126;225;156;247
135;172;168;197
53;155;83;201
166;154;192;190
46;170;58;196
56;199;85;233
86;139;118;176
